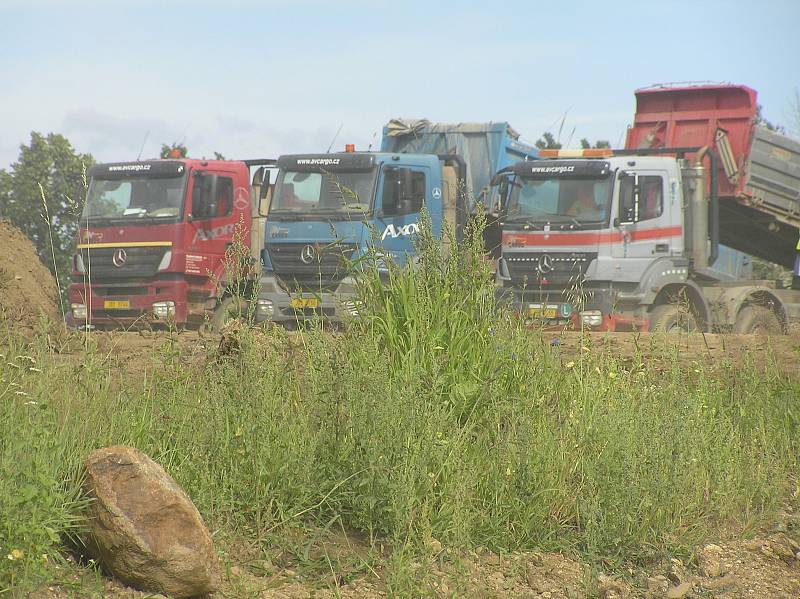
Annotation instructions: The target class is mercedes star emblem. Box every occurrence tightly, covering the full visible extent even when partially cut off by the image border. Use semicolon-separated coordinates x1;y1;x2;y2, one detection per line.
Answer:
537;254;553;274
300;245;316;264
112;248;127;268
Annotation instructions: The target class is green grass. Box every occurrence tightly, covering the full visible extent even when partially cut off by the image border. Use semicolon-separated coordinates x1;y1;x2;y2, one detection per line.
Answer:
1;218;798;595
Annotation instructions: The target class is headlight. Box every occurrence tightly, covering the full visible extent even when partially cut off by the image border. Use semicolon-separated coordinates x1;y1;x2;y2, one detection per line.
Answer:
73;254;85;274
71;303;87;320
255;299;274;318
157;250;172;271
152;301;176;319
580;310;603;327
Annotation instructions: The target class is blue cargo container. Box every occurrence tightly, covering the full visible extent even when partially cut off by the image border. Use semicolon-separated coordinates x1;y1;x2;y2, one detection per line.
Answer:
381;120;537;213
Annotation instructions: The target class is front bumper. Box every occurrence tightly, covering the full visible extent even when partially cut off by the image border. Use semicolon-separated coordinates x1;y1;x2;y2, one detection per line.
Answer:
254;273;361;324
497;284;648;331
67;279;195;329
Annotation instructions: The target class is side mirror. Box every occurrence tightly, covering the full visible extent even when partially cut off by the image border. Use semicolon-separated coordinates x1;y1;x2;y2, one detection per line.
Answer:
617;172;640;225
259;185;272;217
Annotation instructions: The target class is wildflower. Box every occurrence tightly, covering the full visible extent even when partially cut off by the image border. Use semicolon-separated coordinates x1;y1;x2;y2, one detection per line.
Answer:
488;327;497;336
608;372;618;380
505;467;513;477
565;361;575;369
550;338;561;346
7;549;23;560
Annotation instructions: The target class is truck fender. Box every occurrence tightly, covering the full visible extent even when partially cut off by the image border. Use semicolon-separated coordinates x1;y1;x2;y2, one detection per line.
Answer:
638;259;691;302
640;262;711;328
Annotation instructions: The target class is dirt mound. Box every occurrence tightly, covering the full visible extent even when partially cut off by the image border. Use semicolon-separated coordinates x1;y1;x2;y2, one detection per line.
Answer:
0;220;60;332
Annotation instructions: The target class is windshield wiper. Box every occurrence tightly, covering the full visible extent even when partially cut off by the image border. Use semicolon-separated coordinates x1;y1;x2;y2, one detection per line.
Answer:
503;216;542;229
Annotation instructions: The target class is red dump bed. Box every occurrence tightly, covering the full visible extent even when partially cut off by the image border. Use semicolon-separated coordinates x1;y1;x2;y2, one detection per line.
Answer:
626;83;800;269
625;83;758;199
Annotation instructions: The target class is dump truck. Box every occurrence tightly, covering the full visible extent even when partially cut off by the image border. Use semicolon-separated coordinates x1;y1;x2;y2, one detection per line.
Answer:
253;122;537;326
67;158;275;330
493;83;800;332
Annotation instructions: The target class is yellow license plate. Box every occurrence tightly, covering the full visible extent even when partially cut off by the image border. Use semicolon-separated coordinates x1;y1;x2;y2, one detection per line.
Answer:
290;298;319;309
527;307;557;318
104;300;130;310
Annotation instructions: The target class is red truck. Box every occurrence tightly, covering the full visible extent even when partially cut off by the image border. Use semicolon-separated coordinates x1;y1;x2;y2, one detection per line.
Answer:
67;158;274;330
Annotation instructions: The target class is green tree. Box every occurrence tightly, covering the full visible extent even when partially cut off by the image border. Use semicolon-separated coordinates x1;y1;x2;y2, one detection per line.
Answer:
580;138;611;149
0;132;94;306
534;132;561;150
755;104;785;134
160;142;188;159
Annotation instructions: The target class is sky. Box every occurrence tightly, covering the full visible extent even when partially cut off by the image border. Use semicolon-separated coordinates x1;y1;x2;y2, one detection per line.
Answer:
1;0;798;170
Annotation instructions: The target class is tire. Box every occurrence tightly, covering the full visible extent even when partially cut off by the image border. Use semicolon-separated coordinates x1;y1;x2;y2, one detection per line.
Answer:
209;296;250;332
648;304;698;333
734;306;782;335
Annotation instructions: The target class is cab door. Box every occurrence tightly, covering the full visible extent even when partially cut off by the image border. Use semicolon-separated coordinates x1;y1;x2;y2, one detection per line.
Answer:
185;171;238;283
374;164;430;266
610;170;677;281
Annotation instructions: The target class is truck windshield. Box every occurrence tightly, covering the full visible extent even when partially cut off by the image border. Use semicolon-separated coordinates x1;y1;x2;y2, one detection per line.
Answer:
270;170;376;217
507;177;612;225
82;176;187;222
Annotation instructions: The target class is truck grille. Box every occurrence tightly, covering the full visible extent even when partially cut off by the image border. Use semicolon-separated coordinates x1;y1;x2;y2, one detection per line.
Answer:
268;243;357;293
504;252;597;290
79;246;168;280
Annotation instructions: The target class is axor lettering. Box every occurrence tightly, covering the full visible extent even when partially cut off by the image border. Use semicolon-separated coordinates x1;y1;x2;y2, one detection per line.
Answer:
381;223;419;240
193;223;235;243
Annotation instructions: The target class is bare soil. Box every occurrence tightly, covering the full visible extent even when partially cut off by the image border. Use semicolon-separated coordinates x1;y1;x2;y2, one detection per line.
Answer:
32;523;800;598
0;220;60;333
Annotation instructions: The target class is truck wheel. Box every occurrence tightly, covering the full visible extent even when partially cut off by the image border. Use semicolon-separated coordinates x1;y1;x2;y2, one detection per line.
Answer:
209;296;250;332
648;304;698;333
733;306;782;335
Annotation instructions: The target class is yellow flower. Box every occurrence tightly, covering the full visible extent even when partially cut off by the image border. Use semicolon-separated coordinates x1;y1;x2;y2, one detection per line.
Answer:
7;549;23;561
608;372;617;380
565;361;575;369
505;467;513;477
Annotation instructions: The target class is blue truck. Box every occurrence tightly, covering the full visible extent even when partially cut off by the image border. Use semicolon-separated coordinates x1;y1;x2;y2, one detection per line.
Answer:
253;121;537;326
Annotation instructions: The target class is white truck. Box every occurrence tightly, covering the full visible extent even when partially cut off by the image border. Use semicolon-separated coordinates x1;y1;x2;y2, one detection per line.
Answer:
493;84;800;333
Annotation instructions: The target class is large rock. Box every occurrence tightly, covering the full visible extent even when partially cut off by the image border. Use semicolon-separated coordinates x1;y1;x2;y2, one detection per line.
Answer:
82;445;219;598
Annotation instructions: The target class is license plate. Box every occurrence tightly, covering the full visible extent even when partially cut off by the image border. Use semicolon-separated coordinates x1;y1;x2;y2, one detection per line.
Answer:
528;307;558;318
104;300;130;310
290;298;319;309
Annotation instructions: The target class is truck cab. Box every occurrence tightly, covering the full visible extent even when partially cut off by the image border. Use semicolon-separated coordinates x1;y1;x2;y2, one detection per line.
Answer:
255;151;464;325
68;159;268;329
495;149;800;332
496;154;687;329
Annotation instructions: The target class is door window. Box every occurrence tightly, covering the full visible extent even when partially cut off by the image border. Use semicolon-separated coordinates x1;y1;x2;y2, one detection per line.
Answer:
381;167;426;216
192;175;233;219
620;175;663;223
